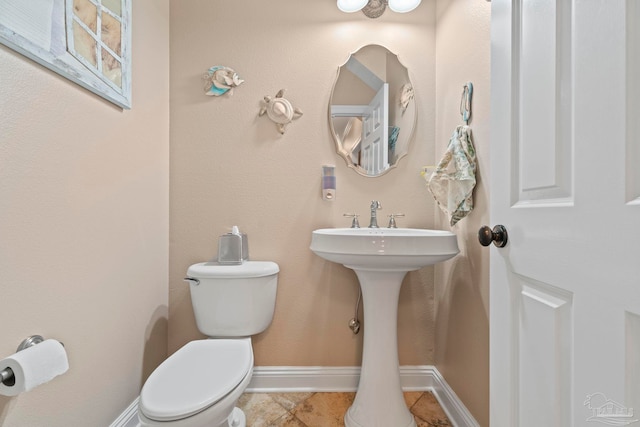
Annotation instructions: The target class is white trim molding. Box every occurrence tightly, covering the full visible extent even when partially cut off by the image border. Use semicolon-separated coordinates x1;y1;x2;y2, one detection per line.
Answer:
108;396;140;427
110;365;479;427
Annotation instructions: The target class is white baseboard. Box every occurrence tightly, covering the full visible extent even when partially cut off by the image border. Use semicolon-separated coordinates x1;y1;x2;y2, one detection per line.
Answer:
109;397;140;427
110;365;479;427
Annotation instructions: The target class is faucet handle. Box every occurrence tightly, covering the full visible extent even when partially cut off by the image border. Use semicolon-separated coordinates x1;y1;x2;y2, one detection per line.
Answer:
387;213;405;228
343;213;361;228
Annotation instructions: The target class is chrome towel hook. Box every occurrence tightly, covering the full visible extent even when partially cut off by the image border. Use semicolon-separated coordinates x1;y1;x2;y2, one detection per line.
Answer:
460;82;473;125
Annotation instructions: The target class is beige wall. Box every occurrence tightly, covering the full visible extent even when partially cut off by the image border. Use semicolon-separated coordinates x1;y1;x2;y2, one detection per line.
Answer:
0;1;170;426
169;0;439;366
434;0;491;425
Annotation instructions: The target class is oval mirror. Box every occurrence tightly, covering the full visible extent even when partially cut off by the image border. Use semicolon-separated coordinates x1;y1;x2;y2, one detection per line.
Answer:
329;45;416;177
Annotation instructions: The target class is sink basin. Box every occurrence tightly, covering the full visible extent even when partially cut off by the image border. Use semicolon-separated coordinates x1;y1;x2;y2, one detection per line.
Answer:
310;227;459;271
310;227;459;427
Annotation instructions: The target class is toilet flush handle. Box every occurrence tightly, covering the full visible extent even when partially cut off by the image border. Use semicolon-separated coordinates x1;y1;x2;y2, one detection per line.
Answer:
183;277;200;286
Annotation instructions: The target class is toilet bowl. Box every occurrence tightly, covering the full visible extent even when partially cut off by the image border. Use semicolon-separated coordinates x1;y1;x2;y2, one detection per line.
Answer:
138;261;279;427
139;339;253;427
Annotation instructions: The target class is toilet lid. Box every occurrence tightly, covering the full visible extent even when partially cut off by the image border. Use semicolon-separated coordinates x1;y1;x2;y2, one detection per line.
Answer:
140;339;252;421
187;261;279;278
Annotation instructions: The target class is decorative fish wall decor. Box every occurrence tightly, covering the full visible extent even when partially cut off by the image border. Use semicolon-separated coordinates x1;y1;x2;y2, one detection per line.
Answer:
203;66;244;96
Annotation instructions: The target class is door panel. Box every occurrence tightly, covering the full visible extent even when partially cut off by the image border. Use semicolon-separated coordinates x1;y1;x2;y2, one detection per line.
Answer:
627;0;640;204
516;0;573;205
518;277;572;427
627;311;640;414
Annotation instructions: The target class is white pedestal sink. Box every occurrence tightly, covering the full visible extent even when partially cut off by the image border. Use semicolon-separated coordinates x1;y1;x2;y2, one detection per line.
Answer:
310;228;459;427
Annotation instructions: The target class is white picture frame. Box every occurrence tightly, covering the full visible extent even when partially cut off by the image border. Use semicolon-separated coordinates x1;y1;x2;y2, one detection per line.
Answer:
0;0;132;109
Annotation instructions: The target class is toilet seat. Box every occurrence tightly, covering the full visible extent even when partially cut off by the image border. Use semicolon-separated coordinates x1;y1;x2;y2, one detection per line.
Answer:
140;339;252;422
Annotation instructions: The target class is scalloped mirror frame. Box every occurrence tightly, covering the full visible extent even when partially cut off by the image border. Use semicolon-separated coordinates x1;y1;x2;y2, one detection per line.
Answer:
329;44;417;177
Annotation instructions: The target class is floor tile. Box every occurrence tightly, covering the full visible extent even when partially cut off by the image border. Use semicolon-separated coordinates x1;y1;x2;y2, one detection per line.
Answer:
291;392;355;427
237;393;289;427
269;392;315;412
238;390;452;427
410;392;452;426
404;391;425;408
268;412;309;427
415;416;452;427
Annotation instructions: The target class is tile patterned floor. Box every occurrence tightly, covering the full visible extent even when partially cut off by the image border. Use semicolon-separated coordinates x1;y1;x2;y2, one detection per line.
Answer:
237;391;452;427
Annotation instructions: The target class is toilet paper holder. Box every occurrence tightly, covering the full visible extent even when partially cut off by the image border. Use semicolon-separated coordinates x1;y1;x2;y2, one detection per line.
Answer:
0;335;57;386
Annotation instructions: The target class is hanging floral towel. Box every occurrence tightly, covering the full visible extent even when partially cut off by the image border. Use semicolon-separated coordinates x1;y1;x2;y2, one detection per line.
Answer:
426;125;477;226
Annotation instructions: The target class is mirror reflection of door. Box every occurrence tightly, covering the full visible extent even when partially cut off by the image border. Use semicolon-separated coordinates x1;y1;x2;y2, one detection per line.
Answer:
329;45;415;177
360;83;389;175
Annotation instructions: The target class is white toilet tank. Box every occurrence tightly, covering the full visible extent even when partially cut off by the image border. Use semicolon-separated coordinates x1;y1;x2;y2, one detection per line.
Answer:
186;261;279;337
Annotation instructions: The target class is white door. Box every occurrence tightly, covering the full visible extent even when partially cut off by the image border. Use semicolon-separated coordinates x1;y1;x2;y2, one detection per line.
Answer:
361;83;389;175
490;1;640;426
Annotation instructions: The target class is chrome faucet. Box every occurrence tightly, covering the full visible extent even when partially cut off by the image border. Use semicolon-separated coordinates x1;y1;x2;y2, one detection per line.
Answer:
368;200;382;228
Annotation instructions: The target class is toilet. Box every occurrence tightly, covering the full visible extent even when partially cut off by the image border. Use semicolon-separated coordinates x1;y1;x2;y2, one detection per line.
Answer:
138;261;279;427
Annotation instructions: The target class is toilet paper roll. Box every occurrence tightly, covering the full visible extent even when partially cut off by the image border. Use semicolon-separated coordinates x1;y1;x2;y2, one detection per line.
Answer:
0;339;68;396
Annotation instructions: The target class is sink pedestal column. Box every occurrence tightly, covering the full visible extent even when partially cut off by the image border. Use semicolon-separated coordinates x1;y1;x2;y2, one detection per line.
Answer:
344;269;416;427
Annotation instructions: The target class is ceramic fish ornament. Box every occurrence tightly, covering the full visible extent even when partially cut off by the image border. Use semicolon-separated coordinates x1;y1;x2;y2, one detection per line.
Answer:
203;66;244;96
259;89;303;134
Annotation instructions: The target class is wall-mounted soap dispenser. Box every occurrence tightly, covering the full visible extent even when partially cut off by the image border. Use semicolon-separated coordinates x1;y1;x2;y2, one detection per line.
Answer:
322;165;336;201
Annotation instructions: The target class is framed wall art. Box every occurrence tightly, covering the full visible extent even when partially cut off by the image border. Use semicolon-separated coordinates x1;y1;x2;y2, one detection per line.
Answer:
0;0;132;109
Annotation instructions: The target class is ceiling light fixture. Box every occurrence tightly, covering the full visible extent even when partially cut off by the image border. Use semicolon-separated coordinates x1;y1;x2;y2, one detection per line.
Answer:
387;0;421;13
337;0;422;18
337;0;369;13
